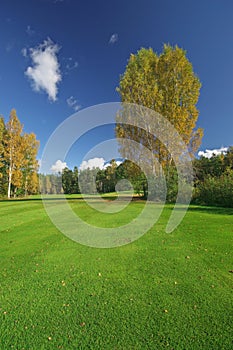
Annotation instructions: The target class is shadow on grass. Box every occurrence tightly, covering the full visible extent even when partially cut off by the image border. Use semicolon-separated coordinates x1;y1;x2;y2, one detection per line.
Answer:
187;205;233;216
1;197;232;215
153;203;233;216
0;195;146;203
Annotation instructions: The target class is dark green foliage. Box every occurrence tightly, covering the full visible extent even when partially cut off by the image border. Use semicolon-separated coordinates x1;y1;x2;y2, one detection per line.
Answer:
193;169;233;207
72;166;80;194
193;149;233;207
164;166;178;203
61;166;80;194
62;167;74;194
193;154;224;181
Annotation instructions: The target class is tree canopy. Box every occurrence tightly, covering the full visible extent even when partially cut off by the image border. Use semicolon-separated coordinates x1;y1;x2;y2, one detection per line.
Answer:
116;45;203;171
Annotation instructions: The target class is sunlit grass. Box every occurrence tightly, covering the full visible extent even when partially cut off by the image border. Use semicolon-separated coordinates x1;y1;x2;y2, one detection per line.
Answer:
0;197;232;349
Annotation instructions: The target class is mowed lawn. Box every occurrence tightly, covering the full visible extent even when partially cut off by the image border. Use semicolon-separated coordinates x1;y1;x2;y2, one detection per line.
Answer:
0;197;232;349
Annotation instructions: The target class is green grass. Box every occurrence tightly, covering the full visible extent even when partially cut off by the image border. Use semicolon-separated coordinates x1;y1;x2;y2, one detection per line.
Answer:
0;196;232;349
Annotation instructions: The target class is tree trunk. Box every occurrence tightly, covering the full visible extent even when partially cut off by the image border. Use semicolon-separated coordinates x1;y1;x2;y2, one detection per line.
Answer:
7;167;12;198
25;176;28;197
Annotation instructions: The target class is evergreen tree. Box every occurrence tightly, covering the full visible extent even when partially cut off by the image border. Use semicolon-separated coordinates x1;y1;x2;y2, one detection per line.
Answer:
72;166;80;194
62;167;73;194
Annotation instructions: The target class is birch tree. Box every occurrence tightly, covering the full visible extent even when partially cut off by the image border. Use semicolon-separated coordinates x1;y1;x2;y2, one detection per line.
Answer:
116;45;203;171
21;132;40;196
0;117;4;172
4;110;24;198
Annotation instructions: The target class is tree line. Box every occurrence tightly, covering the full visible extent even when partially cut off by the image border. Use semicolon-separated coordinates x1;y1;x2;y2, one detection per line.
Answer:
39;160;145;196
0;110;39;198
39;151;233;208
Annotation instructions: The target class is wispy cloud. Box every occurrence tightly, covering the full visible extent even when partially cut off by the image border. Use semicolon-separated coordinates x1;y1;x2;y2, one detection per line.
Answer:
79;158;105;171
66;96;81;112
109;33;118;44
26;25;35;36
198;147;228;159
65;57;78;71
6;42;14;52
51;160;67;173
25;38;62;101
21;47;28;57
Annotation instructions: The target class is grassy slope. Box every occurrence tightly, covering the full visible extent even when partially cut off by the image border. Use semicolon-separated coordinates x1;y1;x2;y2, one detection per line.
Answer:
0;198;232;349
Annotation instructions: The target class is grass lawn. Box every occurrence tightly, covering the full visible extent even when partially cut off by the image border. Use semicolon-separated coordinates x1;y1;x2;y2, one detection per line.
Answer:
0;196;232;349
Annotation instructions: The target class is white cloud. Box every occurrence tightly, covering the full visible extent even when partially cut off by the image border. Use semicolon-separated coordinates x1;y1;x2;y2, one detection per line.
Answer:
51;160;67;173
25;38;62;101
79;158;123;171
198;147;228;159
73;106;81;112
66;96;81;112
109;33;118;44
79;158;105;171
21;47;27;57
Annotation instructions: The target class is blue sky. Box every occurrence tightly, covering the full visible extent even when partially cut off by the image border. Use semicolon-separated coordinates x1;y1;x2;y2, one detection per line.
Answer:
1;0;233;171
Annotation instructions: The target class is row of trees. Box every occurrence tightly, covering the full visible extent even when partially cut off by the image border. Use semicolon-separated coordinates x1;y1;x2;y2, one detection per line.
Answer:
39;160;145;196
38;149;233;208
39;173;63;195
39;167;79;195
0;110;39;198
54;150;233;207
